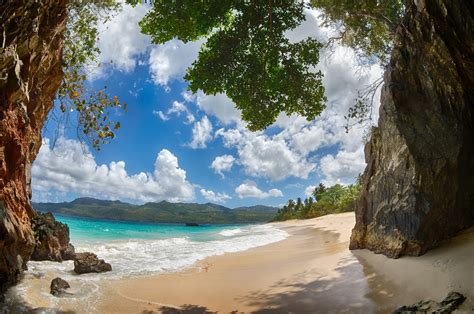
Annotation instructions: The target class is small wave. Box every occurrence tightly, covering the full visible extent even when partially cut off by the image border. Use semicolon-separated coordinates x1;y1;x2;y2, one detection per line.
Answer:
219;228;243;237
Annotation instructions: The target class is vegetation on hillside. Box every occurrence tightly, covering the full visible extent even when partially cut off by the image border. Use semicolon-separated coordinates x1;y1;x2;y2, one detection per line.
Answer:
272;180;361;221
33;198;278;224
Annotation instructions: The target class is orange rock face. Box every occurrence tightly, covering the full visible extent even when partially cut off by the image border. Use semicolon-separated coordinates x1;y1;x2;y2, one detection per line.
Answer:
0;0;69;293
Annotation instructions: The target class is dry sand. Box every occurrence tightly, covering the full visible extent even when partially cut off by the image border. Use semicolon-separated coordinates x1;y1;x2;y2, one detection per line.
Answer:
93;213;474;313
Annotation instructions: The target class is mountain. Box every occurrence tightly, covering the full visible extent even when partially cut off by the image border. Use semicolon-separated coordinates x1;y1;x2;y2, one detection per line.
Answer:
33;198;279;224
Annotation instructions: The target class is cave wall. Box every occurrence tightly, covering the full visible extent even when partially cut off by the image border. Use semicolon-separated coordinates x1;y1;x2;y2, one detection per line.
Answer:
0;1;69;293
350;0;474;257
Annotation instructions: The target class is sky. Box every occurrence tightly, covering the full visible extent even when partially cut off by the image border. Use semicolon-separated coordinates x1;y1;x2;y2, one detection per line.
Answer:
31;3;383;208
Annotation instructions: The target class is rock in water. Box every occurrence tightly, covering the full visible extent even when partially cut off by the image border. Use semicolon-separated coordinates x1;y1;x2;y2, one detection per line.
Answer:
74;252;112;274
50;277;70;297
0;0;69;294
350;0;474;257
31;212;75;262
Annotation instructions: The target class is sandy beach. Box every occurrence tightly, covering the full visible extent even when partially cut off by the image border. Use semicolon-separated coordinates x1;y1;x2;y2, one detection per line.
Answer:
7;212;473;313
95;213;473;313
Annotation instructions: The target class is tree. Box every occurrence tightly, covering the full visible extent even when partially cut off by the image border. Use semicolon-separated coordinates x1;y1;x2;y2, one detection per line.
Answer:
52;1;126;150
129;0;405;131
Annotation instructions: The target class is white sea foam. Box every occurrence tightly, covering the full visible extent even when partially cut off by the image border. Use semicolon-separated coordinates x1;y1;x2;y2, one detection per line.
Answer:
24;224;288;280
219;228;243;236
4;224;287;311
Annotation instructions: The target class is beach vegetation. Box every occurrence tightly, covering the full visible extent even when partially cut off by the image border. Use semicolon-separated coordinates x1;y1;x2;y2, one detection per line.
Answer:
272;179;361;221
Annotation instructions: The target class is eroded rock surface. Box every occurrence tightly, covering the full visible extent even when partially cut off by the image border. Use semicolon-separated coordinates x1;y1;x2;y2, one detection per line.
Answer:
350;0;474;257
31;212;75;262
0;0;69;293
74;252;112;274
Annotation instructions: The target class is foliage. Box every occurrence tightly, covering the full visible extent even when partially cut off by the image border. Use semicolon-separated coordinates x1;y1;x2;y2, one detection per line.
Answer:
54;1;126;150
33;198;279;224
131;0;326;131
273;180;361;221
312;0;405;65
129;0;406;131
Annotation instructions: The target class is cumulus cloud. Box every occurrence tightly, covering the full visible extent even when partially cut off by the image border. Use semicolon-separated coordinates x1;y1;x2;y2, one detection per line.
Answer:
189;116;213;149
148;39;203;87
194;92;242;126
200;189;232;203
210;155;235;178
216;128;315;181
235;181;283;199
319;146;366;186
154;101;195;124
304;185;316;197
32;137;195;203
91;3;151;79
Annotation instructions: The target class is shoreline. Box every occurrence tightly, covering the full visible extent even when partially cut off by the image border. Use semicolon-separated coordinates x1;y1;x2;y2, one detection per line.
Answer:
5;212;474;313
97;213;474;313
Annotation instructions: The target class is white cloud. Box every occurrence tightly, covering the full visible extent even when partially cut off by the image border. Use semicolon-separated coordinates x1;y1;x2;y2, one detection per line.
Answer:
304;185;316;197
155;101;195;124
200;189;232;203
235;181;283;199
210;155;235;177
91;3;150;79
194;92;242;126
216;128;315;181
153;110;170;121
189;116;213;149
319;147;366;186
148;39;203;86
32;137;195;203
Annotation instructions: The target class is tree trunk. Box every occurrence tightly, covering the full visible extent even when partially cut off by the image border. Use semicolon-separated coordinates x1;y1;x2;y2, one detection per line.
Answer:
0;0;69;294
350;0;474;257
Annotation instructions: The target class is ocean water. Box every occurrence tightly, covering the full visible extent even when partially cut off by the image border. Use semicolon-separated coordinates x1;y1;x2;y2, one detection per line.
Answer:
3;215;288;311
50;215;289;278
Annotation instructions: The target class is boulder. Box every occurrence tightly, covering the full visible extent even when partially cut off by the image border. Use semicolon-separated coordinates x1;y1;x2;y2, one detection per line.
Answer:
393;291;466;313
73;252;112;274
50;277;70;297
31;212;75;262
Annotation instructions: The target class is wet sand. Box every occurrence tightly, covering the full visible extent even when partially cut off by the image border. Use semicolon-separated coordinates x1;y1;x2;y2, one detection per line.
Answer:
96;213;474;313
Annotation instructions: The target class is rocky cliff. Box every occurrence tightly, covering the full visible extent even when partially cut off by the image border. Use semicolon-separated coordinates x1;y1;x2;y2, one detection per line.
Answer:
0;1;69;293
350;0;474;257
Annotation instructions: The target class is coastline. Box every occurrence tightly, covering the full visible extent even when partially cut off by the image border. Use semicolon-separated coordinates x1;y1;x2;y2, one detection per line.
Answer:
7;212;474;313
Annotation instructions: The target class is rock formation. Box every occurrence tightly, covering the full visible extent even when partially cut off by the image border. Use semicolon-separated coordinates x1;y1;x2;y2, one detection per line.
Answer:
74;252;112;274
50;277;71;297
31;212;75;262
394;291;466;313
350;0;474;257
0;0;69;293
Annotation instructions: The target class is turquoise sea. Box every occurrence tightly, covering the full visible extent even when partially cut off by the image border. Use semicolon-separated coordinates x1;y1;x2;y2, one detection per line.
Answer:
3;214;288;311
29;214;289;279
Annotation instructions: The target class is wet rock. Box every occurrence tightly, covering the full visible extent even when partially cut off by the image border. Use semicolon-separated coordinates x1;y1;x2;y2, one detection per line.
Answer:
74;252;112;274
350;0;474;258
31;212;75;262
393;291;466;313
50;277;70;297
0;0;69;294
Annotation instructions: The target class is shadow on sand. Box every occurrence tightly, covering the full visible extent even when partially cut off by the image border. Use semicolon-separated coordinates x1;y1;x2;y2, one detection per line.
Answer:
238;253;403;313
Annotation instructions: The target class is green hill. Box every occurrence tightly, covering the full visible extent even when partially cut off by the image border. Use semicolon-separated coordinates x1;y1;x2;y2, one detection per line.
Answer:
33;198;279;224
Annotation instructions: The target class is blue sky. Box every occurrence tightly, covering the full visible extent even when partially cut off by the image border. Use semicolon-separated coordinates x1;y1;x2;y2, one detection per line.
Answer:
31;4;382;208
